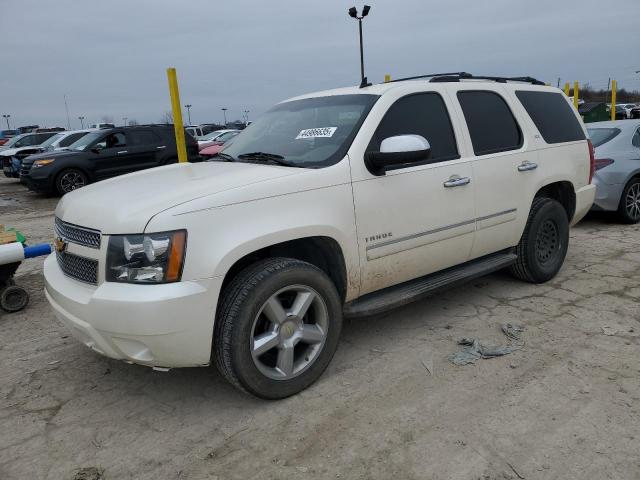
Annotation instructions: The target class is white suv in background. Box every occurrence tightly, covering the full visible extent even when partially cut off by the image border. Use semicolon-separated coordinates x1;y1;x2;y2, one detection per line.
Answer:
45;73;595;398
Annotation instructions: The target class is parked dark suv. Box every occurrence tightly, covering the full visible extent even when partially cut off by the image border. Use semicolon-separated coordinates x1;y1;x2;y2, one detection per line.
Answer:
20;125;199;195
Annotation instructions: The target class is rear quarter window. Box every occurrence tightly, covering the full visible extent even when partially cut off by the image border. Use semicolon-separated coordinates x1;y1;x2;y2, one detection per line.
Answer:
515;91;586;144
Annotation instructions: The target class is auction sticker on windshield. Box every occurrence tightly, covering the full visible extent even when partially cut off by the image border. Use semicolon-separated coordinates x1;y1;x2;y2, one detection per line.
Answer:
296;127;337;139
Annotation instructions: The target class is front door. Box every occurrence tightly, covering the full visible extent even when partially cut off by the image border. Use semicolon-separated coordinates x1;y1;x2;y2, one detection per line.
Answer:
351;92;476;295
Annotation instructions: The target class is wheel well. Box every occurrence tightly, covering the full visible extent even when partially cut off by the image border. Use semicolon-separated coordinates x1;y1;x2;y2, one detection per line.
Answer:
220;236;348;301
535;181;575;221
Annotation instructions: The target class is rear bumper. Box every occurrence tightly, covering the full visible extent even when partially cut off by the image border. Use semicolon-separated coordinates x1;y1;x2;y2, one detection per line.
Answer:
590;175;624;212
44;254;222;368
572;183;596;226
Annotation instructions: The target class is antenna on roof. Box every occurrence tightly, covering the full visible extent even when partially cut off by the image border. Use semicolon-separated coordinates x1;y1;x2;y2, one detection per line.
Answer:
348;5;371;88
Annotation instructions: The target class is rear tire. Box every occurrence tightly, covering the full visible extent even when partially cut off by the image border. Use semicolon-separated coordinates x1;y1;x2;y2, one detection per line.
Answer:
55;169;88;196
509;197;569;283
213;258;343;399
616;177;640;224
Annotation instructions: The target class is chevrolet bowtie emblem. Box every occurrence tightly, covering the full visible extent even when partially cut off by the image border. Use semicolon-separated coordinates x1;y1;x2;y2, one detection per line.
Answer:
54;237;67;253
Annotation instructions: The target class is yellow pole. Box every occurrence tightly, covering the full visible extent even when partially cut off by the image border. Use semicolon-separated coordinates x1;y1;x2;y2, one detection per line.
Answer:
166;67;188;163
384;74;391;83
610;79;617;121
564;82;570;96
573;81;579;110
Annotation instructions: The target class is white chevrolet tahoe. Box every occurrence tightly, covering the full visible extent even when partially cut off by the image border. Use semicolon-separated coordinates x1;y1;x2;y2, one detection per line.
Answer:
45;73;596;398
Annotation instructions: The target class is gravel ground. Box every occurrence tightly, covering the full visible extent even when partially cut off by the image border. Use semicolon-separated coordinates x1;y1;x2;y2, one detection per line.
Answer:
1;176;639;480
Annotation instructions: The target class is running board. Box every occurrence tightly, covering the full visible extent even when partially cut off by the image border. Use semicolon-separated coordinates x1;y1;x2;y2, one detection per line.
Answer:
343;251;517;318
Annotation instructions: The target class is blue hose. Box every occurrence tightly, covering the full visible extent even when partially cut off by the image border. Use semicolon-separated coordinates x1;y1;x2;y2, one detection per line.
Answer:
23;243;52;259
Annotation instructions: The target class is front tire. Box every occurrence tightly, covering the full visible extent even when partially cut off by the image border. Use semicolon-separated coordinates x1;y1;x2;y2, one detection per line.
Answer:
510;197;569;283
55;169;88;195
213;258;343;399
617;177;640;224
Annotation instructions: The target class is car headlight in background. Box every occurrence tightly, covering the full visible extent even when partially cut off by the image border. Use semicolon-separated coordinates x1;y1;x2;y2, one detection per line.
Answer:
32;158;55;168
106;230;187;283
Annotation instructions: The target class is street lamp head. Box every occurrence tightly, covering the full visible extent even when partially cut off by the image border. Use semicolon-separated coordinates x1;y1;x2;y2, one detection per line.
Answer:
348;6;357;18
362;5;370;17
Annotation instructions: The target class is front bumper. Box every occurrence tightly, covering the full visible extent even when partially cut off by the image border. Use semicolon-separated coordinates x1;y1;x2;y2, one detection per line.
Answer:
44;254;223;368
572;183;596;226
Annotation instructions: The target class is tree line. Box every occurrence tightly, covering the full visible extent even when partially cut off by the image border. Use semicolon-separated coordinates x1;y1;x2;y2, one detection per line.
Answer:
569;84;640;103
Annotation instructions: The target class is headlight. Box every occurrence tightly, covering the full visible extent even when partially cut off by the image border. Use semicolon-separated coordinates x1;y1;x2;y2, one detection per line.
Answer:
106;230;187;283
33;158;55;168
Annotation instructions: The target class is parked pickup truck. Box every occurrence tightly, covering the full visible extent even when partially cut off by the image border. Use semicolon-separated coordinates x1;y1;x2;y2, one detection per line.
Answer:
44;73;596;398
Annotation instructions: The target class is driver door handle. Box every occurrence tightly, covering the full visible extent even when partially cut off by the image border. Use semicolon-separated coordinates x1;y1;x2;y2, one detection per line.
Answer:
518;161;538;172
443;175;471;188
117;150;128;155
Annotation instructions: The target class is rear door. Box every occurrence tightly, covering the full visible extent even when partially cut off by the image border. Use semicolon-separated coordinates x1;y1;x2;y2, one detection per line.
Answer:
451;87;538;259
125;129;163;170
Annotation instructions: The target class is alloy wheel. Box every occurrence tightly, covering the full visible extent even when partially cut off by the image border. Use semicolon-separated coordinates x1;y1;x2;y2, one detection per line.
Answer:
250;285;328;380
59;171;86;193
625;182;640;221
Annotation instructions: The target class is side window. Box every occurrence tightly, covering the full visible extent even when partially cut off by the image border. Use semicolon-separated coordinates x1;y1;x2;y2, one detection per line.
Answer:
457;91;523;156
60;133;86;147
16;135;35;147
128;130;161;146
633;129;640;148
96;133;126;149
367;92;459;163
515;91;586;144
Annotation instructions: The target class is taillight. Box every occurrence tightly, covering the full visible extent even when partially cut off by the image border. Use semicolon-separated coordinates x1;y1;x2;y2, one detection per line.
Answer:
588;139;596;183
594;158;614;171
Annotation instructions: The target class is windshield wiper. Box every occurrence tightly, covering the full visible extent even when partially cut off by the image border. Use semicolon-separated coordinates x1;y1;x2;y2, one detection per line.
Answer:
209;152;235;162
237;152;299;167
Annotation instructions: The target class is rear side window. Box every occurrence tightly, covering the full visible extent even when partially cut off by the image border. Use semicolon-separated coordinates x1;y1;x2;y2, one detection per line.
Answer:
633;129;640;148
457;91;522;156
60;132;87;147
128;130;161;145
368;92;459;162
587;128;620;148
516;91;586;144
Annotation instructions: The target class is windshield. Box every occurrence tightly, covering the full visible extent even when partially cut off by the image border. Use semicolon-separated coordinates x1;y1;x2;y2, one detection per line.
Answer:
68;131;104;151
223;94;379;168
587;128;621;147
217;131;238;143
201;130;226;141
2;134;28;147
39;133;64;148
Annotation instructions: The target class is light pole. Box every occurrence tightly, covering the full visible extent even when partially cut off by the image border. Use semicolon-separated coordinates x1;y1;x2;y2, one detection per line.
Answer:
2;114;10;129
243;110;250;124
123;117;128;126
184;104;192;125
221;108;228;126
78;116;85;128
348;5;371;88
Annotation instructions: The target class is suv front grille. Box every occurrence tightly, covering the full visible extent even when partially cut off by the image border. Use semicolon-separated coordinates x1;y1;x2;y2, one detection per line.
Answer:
56;250;98;285
55;218;101;249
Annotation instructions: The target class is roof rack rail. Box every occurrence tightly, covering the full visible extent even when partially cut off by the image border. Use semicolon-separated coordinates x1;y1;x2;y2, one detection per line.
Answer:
385;72;546;86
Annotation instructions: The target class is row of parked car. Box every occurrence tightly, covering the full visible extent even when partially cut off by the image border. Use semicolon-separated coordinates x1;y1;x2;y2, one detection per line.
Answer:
607;103;640;120
1;124;241;195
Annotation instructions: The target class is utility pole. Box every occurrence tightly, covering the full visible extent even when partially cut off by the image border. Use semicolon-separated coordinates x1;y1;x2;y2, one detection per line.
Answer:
184;104;192;125
556;77;560;88
348;5;371;88
221;107;228;126
64;94;71;130
78;116;85;128
2;114;10;129
243;110;250;124
123;117;128;126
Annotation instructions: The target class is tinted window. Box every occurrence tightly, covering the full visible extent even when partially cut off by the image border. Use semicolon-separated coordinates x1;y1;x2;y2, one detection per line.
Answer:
128;130;161;145
457;91;522;156
15;135;37;147
587;128;620;148
633;129;640;148
516;91;586;144
367;93;458;162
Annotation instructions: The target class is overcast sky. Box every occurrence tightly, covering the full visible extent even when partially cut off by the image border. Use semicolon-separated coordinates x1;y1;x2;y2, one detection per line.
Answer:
1;0;638;129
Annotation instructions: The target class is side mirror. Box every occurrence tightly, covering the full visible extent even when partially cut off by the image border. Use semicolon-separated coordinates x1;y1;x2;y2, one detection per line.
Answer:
365;135;431;176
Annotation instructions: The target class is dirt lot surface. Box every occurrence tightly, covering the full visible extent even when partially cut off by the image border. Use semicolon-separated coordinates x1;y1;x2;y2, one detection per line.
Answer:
1;176;639;480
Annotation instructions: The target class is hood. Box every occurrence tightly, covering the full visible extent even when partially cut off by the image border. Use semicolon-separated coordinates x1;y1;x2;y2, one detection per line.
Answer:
0;146;44;157
55;161;304;234
21;149;80;164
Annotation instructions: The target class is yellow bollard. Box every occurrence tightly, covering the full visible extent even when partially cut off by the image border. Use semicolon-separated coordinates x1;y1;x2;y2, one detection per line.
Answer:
384;74;391;83
573;81;579;110
564;82;570;96
166;67;188;163
611;79;617;121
